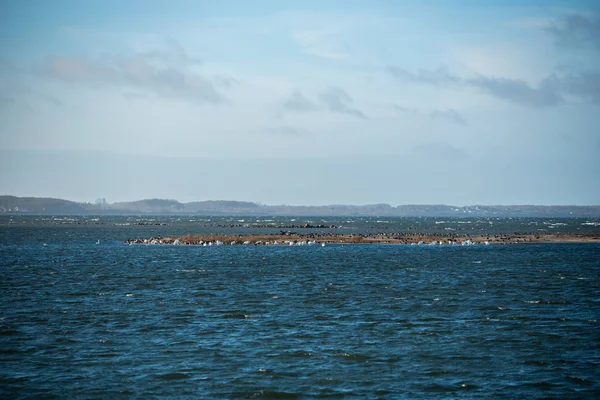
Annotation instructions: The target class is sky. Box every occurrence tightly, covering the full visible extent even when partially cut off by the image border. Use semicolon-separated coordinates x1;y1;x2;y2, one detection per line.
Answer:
0;0;599;205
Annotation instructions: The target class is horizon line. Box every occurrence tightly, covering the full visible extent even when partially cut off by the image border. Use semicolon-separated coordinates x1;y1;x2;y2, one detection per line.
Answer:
2;195;599;208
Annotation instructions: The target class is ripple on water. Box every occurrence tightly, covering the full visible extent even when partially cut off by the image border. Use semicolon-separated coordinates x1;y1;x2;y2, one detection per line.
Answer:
1;229;599;398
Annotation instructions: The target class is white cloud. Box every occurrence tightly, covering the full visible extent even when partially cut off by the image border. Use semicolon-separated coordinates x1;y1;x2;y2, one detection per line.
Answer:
43;40;226;104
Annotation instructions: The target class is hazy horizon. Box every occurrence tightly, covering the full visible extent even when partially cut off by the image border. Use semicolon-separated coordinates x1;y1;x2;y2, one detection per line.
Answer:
2;148;599;206
1;1;599;205
3;191;600;210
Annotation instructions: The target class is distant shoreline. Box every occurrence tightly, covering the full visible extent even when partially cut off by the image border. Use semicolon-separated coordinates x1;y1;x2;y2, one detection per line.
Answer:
2;195;600;217
126;233;600;246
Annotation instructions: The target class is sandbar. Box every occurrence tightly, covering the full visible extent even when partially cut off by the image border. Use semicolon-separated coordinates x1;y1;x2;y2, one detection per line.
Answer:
126;232;600;245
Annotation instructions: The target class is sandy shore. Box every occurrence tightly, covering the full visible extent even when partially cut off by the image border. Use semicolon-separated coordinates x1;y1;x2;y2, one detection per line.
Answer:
126;232;600;245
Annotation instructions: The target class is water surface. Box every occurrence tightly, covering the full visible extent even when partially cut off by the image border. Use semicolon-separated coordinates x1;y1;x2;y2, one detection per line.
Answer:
1;217;599;398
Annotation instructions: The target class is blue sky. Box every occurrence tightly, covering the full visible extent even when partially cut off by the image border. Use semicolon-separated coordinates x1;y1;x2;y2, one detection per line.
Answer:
0;0;599;205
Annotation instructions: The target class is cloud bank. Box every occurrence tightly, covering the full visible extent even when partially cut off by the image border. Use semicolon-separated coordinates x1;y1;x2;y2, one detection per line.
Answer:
282;87;366;118
44;40;226;104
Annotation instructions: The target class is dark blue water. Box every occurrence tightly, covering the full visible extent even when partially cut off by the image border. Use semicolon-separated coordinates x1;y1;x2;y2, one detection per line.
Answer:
1;218;599;398
2;215;599;238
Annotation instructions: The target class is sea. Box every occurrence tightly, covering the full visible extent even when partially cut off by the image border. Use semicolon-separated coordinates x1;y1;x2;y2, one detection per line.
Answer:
1;215;599;399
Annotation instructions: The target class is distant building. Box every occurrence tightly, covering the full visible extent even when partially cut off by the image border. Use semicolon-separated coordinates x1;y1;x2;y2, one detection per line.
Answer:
95;198;107;210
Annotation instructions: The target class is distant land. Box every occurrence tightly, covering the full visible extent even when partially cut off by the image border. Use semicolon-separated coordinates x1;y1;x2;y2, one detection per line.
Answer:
1;196;599;217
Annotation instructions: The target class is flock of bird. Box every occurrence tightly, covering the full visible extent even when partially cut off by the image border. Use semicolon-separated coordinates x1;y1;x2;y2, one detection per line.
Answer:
125;237;491;247
411;239;489;246
171;239;325;246
164;239;489;246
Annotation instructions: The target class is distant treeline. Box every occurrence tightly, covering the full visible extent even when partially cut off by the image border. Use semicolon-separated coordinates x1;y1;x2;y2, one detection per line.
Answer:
1;195;599;217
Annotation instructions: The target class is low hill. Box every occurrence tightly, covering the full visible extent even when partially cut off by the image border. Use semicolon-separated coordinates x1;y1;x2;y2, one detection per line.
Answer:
0;195;89;214
0;196;599;217
109;199;184;213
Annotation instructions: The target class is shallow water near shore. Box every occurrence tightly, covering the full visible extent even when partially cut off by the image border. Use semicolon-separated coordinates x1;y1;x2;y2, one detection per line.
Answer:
1;217;599;398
